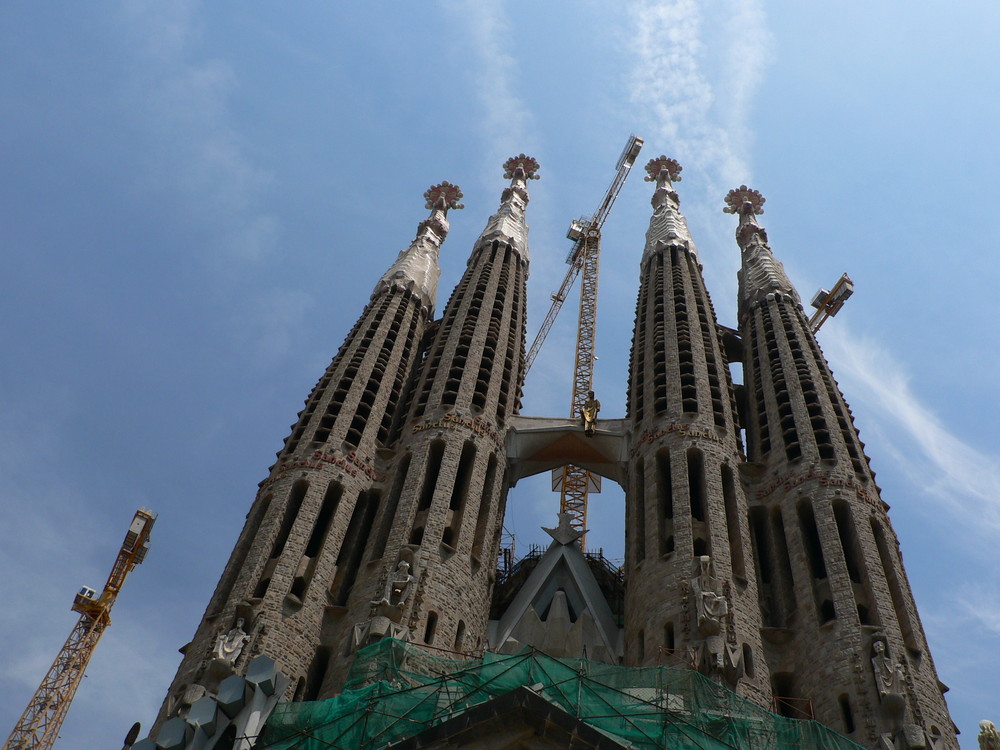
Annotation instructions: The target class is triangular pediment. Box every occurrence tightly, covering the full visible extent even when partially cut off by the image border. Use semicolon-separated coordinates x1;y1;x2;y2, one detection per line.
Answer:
488;522;622;663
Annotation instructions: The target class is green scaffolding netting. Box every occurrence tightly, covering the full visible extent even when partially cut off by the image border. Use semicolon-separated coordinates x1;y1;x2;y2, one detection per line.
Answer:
259;639;866;750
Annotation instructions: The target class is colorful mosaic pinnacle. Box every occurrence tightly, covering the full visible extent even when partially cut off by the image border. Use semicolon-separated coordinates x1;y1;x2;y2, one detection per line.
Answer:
644;155;682;183
423;181;464;212
502;154;540;181
724;184;766;215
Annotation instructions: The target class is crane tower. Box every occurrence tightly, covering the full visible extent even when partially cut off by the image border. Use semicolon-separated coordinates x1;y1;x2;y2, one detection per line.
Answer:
527;135;643;546
4;508;155;750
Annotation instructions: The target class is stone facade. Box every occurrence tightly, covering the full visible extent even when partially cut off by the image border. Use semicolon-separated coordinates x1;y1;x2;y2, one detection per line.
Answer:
153;156;958;750
155;182;462;722
624;158;770;707
727;185;956;748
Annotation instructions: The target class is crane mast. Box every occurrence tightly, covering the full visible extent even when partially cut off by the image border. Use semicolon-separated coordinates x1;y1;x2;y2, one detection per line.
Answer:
4;508;155;750
528;135;643;547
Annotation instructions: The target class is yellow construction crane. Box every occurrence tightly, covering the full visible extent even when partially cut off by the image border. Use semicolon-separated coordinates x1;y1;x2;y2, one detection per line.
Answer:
808;273;854;333
526;135;643;548
5;508;156;750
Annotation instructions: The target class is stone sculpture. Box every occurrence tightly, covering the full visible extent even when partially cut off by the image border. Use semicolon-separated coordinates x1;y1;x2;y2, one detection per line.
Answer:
979;720;1000;750
690;556;728;675
581;391;601;437
373;560;415;610
213;618;250;664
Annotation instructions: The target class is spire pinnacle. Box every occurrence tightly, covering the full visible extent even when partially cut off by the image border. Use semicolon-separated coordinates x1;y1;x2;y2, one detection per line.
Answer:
723;184;765;217
423;181;465;212
475;155;539;260
640;156;696;263
644;156;682;186
502;154;541;183
373;182;464;312
724;185;797;312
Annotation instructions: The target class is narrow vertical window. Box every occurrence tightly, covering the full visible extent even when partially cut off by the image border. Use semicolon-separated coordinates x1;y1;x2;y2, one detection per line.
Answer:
872;519;919;650
839;694;855;733
634;460;646;562
290;481;343;599
254;481;308;598
688;449;710;558
471;455;498;563
370;453;410;561
797;499;834;623
212;493;271;612
454;620;466;652
329;490;381;606
687;449;705;521
442;442;476;548
411;440;444;545
424;611;438;644
721;464;746;580
664;622;675;650
303;647;332;702
833;500;878;626
771;507;798;625
656;450;674;555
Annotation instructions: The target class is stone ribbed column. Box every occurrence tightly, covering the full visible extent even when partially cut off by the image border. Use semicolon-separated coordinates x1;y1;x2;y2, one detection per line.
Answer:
727;186;957;749
156;183;463;721
624;158;770;706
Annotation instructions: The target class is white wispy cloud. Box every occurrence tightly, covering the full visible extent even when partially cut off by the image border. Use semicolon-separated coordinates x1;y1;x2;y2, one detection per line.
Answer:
627;0;773;193
824;325;1000;531
438;2;538;182
625;0;773;324
121;0;278;261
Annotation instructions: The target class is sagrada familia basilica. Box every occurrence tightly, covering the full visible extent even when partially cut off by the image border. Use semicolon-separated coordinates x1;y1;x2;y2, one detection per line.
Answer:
134;152;959;750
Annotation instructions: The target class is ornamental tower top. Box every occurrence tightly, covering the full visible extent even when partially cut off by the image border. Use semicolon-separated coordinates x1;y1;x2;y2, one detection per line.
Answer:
374;181;465;313
724;185;798;317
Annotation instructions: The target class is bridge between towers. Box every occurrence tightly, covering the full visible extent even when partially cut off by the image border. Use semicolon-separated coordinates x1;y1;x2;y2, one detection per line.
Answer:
505;416;630;489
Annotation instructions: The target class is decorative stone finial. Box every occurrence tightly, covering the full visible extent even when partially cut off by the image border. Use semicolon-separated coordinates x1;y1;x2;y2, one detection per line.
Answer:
723;185;765;216
644;156;682;183
424;181;464;212
502;154;540;181
980;720;1000;750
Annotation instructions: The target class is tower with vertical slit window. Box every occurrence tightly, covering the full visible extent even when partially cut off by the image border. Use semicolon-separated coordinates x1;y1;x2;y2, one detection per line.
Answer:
150;157;958;750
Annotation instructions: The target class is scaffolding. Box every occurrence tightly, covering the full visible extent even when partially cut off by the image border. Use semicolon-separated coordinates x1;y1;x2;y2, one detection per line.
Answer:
260;639;865;750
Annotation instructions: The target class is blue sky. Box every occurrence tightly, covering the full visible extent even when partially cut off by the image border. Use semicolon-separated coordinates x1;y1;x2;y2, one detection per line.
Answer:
2;2;998;747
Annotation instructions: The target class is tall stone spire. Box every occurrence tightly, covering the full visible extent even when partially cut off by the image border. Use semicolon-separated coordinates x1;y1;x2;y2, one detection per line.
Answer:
374;181;464;312
625;157;770;705
155;185;460;722
475;153;538;259
726;187;957;749
330;156;537;686
724;185;798;319
640;155;697;263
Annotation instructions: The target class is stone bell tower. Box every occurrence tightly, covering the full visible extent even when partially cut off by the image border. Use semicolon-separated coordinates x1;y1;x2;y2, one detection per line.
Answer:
624;157;770;705
338;156;537;678
156;181;464;719
726;185;957;748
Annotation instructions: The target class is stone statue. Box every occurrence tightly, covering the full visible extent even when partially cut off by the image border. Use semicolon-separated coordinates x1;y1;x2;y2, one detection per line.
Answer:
213;617;250;664
872;639;900;698
581;391;601;437
690;556;728;675
871;636;907;735
980;720;1000;750
373;560;415;612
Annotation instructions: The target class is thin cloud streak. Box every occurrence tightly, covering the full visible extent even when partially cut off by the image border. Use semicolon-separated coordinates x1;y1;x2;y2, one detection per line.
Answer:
440;2;537;182
825;326;1000;531
627;0;772;193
